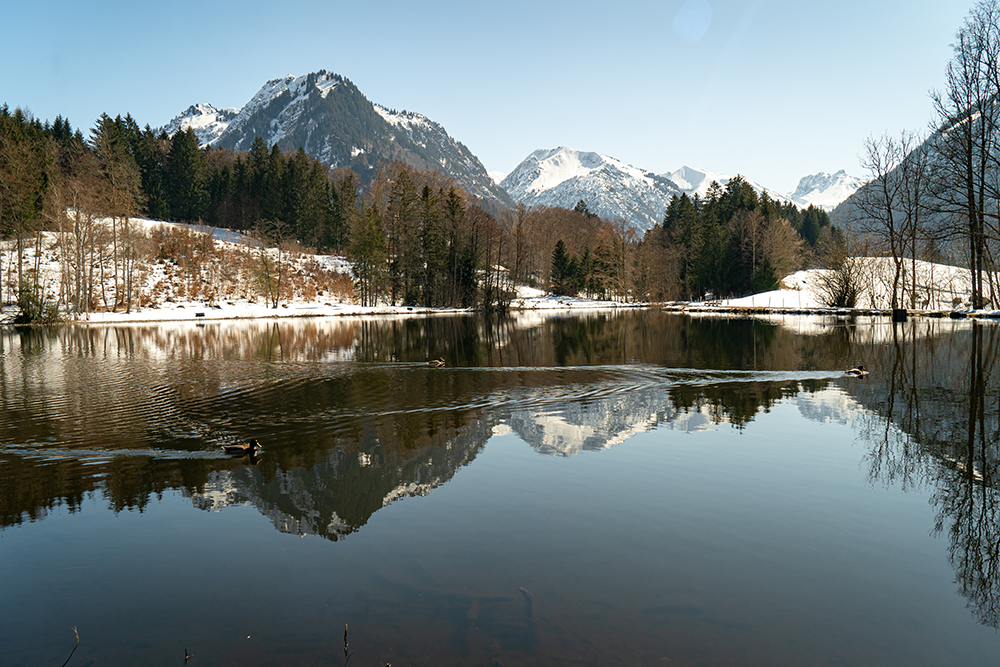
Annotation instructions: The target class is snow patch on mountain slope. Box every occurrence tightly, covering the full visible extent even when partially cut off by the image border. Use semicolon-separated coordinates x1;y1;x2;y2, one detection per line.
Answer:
373;105;431;131
500;147;681;230
226;72;347;150
664;165;729;196
512;147;623;194
787;170;864;210
373;105;506;201
160;104;239;145
663;165;791;204
373;105;434;148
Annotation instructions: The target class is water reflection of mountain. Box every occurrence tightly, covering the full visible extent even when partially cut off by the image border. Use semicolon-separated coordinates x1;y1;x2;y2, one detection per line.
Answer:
188;416;496;540
183;376;862;531
503;382;861;457
0;313;872;533
795;387;858;424
505;385;667;456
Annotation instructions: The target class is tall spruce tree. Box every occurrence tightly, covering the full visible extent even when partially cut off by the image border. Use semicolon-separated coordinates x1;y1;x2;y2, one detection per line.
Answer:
164;128;208;222
551;239;573;295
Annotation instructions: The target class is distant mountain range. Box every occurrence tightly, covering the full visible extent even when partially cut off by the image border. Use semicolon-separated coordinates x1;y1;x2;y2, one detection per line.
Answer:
789;170;866;211
161;69;860;230
499;148;862;230
499;147;683;230
662;164;787;202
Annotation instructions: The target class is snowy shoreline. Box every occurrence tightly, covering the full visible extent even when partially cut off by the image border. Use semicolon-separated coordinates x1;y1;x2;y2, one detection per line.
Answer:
4;294;999;327
0;290;645;326
3;218;997;326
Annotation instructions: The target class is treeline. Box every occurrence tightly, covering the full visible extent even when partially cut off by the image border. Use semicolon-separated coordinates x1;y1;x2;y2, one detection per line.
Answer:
0;107;512;313
1;102;837;319
0;106;370;256
511;200;633;300
632;177;836;301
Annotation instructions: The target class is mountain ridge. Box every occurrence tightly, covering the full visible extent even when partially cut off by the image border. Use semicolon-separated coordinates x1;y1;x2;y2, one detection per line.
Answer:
499;147;861;230
788;170;865;211
160;70;514;211
499;147;682;230
160;71;860;227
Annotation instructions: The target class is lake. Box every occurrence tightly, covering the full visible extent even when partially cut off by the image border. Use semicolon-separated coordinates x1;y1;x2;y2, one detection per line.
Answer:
2;310;999;666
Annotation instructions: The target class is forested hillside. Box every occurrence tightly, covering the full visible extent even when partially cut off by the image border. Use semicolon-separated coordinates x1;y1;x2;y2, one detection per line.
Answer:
633;179;837;302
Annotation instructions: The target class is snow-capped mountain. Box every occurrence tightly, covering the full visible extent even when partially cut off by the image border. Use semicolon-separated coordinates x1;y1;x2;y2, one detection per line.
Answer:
498;149;814;231
160;70;513;211
664;165;791;204
787;170;864;210
498;148;863;230
160;103;239;146
161;71;861;224
499;147;681;230
371;105;506;209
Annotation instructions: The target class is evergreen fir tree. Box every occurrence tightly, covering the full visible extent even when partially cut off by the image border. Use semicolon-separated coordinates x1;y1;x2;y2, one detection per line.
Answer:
164;128;208;221
574;199;597;219
419;184;447;306
551;239;572;295
350;204;388;307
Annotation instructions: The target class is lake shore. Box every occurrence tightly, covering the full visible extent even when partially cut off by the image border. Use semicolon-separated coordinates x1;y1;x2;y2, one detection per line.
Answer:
3;223;993;325
0;290;643;325
5;293;999;326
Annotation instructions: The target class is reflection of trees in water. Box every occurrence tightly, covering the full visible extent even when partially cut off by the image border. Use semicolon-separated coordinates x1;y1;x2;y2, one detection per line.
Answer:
930;323;1000;629
0;453;220;528
11;309;1000;606
668;380;802;430
0;312;861;530
0;454;91;526
856;321;1000;628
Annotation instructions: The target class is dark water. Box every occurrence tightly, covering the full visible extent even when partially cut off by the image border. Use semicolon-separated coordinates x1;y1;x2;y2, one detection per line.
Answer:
2;311;999;666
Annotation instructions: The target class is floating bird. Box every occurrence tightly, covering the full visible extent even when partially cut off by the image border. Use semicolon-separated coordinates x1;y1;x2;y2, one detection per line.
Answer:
223;439;262;456
428;358;445;368
845;365;868;377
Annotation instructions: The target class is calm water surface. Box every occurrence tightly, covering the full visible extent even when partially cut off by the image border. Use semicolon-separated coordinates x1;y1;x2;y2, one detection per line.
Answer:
1;311;999;666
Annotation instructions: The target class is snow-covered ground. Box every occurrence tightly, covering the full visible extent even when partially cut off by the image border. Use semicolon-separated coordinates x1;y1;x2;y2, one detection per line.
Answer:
0;216;992;324
712;259;988;313
0;218;637;324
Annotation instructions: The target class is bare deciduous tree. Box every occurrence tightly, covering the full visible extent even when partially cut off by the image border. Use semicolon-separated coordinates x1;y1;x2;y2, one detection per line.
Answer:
930;0;1000;309
853;131;930;310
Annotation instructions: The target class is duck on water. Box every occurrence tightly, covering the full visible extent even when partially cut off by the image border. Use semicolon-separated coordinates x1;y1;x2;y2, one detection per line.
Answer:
223;439;263;456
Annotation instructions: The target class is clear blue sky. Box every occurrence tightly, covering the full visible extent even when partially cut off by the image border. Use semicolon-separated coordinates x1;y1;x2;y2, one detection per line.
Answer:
1;0;973;194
